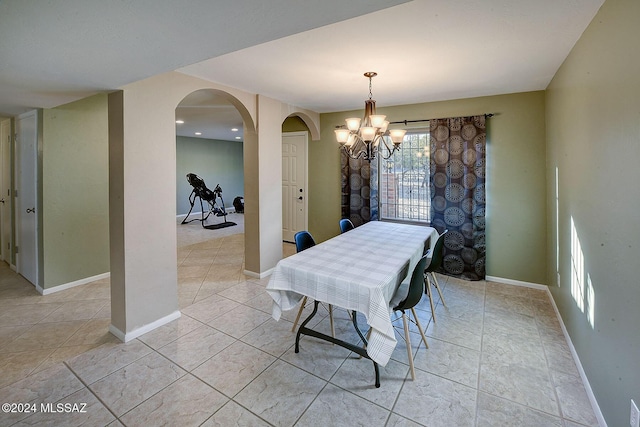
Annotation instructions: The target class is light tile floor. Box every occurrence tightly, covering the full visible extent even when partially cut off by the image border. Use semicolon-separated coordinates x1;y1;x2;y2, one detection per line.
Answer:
0;215;599;426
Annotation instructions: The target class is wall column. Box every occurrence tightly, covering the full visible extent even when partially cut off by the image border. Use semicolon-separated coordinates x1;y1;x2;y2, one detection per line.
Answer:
108;90;180;340
243;95;283;276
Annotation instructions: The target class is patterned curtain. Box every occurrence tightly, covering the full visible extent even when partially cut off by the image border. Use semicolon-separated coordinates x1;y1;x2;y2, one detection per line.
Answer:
429;116;486;280
341;152;371;226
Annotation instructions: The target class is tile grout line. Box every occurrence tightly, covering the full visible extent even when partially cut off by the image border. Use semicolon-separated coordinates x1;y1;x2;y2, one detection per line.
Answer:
63;360;123;425
1;222;599;426
474;278;486;427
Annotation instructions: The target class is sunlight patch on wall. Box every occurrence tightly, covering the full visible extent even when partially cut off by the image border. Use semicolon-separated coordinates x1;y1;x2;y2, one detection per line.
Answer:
586;274;595;328
571;216;595;328
555;166;560;286
571;217;585;312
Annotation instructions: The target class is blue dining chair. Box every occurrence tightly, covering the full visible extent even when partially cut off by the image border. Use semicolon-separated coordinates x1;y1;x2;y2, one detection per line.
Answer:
390;253;430;380
424;230;448;323
291;231;335;337
339;218;355;233
294;230;315;252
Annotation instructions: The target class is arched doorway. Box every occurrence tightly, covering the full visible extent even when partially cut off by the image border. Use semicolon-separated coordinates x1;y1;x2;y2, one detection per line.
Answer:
107;71;317;341
174;89;247;306
281;115;311;243
281;113;320;242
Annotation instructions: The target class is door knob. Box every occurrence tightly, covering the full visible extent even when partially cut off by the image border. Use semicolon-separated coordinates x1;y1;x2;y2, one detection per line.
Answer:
26;207;35;213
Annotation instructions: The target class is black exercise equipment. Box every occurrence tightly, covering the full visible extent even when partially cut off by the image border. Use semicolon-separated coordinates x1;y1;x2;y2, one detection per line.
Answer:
181;173;236;229
233;196;244;213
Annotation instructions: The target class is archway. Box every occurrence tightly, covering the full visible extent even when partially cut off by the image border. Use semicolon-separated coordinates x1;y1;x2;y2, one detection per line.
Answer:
107;72;262;341
281;115;313;243
108;72;318;341
175;89;248;306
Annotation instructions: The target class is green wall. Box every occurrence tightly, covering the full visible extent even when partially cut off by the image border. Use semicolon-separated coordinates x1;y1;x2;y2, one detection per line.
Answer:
176;136;244;215
42;94;110;288
546;0;639;425
315;91;547;284
282;115;310;134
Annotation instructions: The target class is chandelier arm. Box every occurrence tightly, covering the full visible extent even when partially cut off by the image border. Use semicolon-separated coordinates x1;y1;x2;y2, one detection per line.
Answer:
350;134;365;151
342;135;371;161
343;147;368;161
379;136;392;156
378;136;402;160
380;151;393;160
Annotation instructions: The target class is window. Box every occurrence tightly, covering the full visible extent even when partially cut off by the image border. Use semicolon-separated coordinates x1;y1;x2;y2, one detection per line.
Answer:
378;128;430;223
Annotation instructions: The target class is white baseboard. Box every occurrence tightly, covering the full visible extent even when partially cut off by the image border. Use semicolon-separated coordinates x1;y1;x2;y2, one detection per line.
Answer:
485;275;548;290
176;211;203;220
109;310;181;342
488;276;606;426
37;272;110;295
545;288;608;427
243;267;273;279
176;207;237;221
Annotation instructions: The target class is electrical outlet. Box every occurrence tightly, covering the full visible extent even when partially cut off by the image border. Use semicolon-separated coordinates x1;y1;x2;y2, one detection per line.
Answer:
631;399;639;427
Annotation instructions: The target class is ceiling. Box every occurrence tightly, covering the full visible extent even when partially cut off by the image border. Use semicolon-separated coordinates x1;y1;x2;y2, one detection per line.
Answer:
175;90;245;142
1;0;604;142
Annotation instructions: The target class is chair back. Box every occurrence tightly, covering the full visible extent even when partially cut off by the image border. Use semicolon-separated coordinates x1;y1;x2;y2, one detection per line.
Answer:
294;231;316;253
186;173;216;202
339;218;355;233
393;254;429;311
425;230;448;273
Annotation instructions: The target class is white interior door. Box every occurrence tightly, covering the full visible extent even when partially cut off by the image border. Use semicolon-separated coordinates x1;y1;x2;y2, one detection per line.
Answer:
15;111;38;285
282;132;308;242
0;119;11;262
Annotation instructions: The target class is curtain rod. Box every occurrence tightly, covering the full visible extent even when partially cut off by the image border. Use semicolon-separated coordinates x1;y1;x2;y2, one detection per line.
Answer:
389;113;494;126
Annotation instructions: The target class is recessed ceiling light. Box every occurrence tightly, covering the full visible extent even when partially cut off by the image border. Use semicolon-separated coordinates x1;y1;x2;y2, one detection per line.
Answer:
231;128;239;132
195;132;202;136
176;120;184;124
235;136;241;140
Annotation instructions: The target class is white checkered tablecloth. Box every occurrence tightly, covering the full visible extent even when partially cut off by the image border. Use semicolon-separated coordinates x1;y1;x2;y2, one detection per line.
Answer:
266;221;436;366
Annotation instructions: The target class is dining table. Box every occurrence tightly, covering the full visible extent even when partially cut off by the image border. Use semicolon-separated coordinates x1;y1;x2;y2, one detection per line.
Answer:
266;220;437;387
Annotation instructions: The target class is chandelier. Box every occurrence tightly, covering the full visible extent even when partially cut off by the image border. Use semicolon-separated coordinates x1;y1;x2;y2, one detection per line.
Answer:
335;72;406;162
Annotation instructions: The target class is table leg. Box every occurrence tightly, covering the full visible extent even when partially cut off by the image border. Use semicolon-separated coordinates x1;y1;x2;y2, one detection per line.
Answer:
351;311;380;388
295;303;380;388
295;300;320;353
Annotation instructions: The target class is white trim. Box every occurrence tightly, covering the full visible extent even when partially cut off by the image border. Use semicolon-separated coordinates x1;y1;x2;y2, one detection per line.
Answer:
485;275;548;290
176;207;237;221
15;110;40;288
243;267;273;279
546;288;607;427
282;131;308;242
36;272;110;295
176;211;204;220
109;310;181;342
488;275;607;426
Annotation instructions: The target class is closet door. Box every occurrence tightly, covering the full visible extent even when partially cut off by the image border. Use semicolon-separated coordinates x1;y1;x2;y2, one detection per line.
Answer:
15;110;38;286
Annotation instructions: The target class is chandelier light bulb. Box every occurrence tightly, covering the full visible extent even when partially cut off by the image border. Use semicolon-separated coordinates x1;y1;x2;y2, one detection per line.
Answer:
360;127;376;142
335;128;350;144
346;118;361;131
369;115;386;128
389;129;407;144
